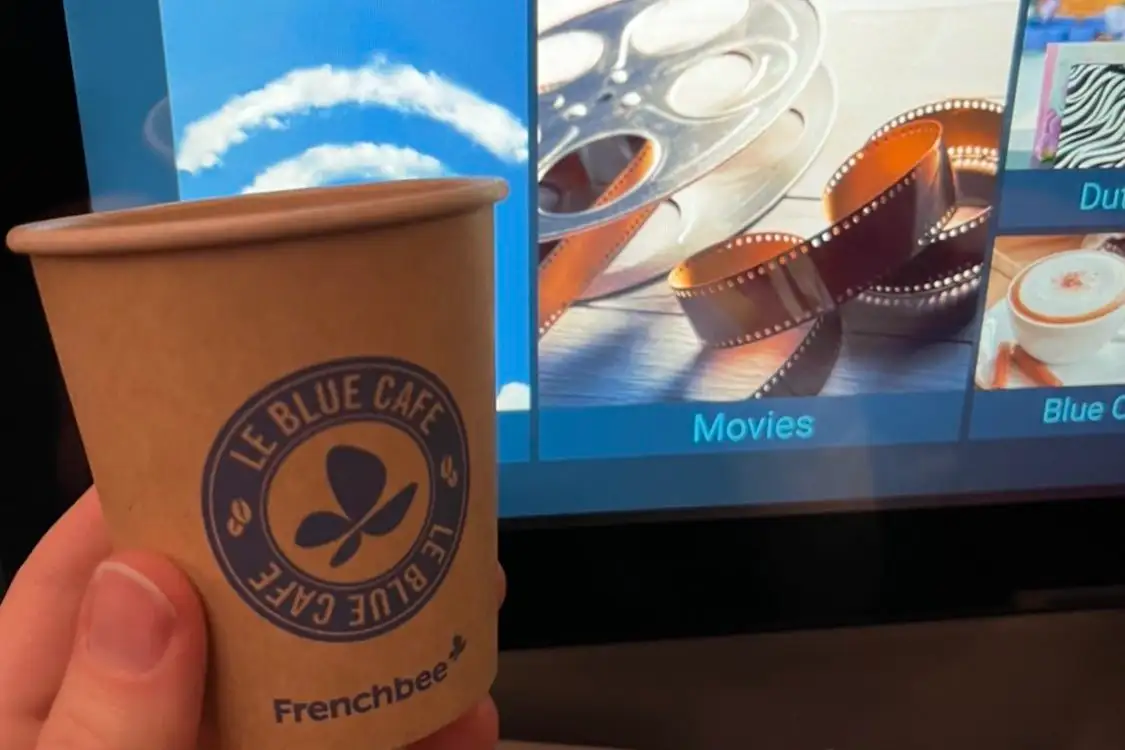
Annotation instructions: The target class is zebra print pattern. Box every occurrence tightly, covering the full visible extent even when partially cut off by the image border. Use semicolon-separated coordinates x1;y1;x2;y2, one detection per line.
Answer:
1054;63;1125;170
1100;235;1125;259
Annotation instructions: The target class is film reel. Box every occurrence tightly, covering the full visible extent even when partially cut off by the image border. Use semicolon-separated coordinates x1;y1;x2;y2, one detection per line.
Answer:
575;65;838;303
537;0;824;240
536;2;1007;403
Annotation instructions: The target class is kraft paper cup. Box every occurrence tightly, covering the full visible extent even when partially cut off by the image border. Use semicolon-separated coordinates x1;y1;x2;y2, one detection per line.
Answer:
7;178;507;750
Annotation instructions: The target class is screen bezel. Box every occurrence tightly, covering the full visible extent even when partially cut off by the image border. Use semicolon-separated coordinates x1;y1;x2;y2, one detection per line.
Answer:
499;486;1125;649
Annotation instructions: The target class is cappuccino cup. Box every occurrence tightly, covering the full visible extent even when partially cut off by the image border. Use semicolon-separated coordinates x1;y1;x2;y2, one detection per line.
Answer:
7;178;507;750
1007;249;1125;365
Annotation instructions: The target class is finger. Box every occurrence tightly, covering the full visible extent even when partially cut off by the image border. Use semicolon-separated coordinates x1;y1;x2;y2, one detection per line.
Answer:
408;568;504;750
0;488;111;744
409;697;500;750
36;551;208;750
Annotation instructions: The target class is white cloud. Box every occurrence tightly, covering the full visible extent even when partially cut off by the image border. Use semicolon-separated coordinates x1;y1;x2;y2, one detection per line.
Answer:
241;142;446;194
177;57;528;174
496;382;531;412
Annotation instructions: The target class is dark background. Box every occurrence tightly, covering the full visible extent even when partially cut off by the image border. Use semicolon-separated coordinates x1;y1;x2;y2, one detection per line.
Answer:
1;0;92;578
499;494;1125;649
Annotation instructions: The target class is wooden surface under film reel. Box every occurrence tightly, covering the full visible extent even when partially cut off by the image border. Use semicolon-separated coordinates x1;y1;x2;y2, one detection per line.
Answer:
537;0;1005;401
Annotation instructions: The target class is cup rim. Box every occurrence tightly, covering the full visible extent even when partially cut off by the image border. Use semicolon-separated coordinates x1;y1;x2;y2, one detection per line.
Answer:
7;178;508;258
1007;249;1125;329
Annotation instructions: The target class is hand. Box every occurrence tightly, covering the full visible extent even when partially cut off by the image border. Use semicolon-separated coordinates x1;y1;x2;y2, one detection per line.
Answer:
0;487;504;750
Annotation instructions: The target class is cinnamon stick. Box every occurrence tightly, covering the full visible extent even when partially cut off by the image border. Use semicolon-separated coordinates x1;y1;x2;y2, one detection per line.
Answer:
990;342;1013;389
1011;345;1063;388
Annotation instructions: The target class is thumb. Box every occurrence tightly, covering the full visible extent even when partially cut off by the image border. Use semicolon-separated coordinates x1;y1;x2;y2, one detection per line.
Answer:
37;552;208;750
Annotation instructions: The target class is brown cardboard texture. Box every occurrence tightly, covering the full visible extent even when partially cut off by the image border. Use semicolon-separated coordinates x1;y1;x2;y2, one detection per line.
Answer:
8;178;507;750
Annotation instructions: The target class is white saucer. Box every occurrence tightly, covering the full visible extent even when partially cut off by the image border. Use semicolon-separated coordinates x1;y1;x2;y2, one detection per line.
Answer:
975;299;1125;389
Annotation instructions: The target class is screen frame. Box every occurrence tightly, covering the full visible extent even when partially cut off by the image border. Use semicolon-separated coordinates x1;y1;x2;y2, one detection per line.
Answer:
499;486;1125;649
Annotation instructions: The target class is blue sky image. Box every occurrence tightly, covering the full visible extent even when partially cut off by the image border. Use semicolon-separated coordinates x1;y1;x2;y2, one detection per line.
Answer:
158;0;531;409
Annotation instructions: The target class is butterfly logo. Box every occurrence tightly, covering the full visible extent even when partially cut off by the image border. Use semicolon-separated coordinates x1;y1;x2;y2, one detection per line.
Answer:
294;445;418;568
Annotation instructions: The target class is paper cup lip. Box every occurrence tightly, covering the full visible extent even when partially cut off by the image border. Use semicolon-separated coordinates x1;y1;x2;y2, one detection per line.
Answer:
7;177;508;258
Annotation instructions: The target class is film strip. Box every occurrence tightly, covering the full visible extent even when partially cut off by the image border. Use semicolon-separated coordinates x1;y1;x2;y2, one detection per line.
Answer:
759;313;842;399
538;99;1004;398
848;101;1003;335
862;101;1002;293
539;142;658;334
669;119;956;347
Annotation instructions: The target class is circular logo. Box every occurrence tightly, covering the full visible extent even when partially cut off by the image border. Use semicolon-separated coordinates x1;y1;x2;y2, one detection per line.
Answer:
202;357;469;642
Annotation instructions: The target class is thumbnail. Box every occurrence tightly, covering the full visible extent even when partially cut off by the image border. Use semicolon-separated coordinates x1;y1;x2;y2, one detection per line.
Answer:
156;0;532;414
976;234;1125;390
1008;2;1125;170
536;0;1022;409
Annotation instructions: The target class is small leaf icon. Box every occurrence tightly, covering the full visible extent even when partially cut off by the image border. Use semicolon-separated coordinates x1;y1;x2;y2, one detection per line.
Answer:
329;532;363;568
294;511;351;548
326;445;387;522
449;634;466;661
362;483;418;536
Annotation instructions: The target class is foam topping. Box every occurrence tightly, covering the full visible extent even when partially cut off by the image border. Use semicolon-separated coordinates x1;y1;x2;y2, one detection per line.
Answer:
1015;250;1125;323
